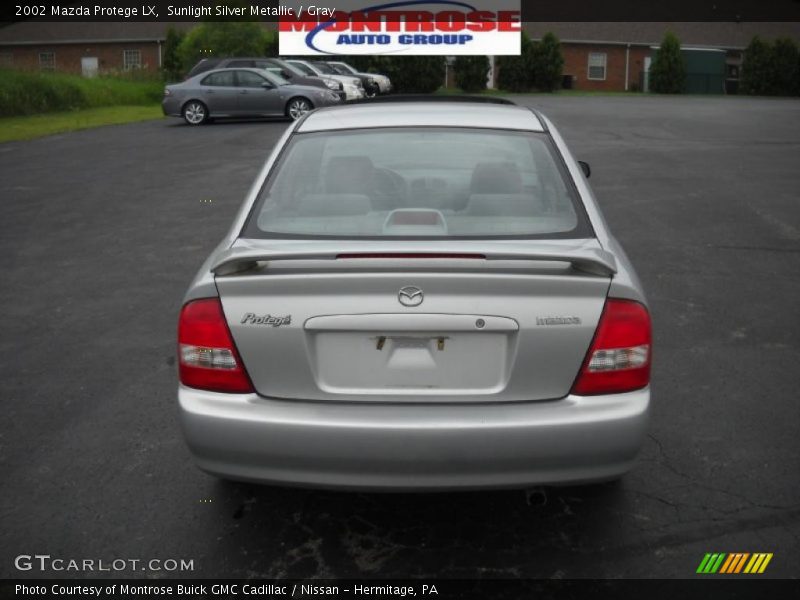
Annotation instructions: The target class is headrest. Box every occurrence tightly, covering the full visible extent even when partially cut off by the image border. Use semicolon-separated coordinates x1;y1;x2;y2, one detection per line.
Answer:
326;156;375;194
470;161;523;194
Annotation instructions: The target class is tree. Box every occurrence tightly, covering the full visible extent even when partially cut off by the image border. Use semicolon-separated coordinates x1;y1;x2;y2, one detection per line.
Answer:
770;37;800;96
381;57;445;93
263;31;278;58
161;27;185;82
178;21;271;70
649;31;687;94
454;55;490;92
740;36;774;95
496;31;534;92
530;32;564;92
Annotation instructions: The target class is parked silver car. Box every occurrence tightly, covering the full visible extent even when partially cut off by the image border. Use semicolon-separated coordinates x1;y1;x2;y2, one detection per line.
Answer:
162;68;342;125
327;60;392;95
177;98;652;490
286;59;365;101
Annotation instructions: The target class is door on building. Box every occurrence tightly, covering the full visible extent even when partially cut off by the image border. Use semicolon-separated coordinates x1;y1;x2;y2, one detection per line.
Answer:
81;57;98;78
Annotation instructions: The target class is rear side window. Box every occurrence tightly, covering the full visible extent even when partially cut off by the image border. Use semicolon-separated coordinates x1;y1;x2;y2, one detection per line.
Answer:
334;63;356;74
243;128;592;240
289;61;315;76
201;71;235;87
235;70;266;87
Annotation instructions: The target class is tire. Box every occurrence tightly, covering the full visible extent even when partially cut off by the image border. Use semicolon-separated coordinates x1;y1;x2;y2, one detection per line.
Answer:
182;100;208;125
285;97;313;121
365;86;378;99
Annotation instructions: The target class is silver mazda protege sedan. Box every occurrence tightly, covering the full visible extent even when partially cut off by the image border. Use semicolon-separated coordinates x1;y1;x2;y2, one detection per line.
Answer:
177;99;651;490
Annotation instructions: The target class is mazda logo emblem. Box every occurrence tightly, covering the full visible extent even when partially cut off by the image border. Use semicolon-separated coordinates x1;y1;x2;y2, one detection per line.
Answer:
398;286;423;307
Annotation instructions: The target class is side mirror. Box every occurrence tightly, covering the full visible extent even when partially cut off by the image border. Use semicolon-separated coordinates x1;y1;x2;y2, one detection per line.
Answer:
281;70;292;79
578;161;591;178
261;82;274;89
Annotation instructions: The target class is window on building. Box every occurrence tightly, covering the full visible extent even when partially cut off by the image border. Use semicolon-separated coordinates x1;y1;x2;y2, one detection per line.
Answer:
123;49;141;70
0;52;12;67
39;52;55;71
587;52;607;81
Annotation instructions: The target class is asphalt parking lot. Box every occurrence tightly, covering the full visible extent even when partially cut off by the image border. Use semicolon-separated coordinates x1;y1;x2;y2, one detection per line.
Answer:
1;95;799;579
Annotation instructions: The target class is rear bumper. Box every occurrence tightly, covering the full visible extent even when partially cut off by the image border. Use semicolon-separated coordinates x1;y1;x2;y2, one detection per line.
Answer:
178;386;649;491
161;97;181;117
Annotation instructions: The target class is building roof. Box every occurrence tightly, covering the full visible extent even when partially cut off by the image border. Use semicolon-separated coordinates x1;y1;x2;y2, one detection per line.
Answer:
0;22;197;45
524;22;800;50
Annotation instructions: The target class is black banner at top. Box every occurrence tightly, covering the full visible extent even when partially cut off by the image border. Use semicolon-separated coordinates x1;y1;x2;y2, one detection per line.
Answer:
1;0;800;23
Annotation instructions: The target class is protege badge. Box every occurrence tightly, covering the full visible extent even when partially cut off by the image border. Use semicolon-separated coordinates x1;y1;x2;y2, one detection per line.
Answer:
241;313;292;327
536;316;581;326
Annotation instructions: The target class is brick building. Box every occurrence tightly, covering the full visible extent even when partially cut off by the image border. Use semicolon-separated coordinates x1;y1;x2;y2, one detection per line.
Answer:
522;22;800;92
0;22;194;76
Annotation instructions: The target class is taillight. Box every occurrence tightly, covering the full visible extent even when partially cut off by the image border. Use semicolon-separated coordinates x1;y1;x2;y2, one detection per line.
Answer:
178;298;254;394
571;299;651;396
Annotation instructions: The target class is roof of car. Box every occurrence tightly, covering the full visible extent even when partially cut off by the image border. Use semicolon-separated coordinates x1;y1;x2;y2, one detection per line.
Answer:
296;102;545;133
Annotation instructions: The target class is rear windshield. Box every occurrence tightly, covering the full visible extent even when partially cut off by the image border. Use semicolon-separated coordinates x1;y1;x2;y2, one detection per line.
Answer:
242;128;592;240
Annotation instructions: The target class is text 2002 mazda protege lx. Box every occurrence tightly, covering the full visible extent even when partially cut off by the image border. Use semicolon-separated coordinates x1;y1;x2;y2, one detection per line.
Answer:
177;99;651;490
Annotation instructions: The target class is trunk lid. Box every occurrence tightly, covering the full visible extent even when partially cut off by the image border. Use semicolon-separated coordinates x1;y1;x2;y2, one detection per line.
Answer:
215;239;613;403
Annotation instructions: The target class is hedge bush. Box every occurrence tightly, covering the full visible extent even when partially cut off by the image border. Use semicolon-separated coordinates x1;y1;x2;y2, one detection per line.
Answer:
453;55;490;92
649;31;687;94
771;38;800;96
741;36;800;96
496;32;564;92
740;36;773;95
162;27;185;82
530;32;564;92
0;70;163;117
496;31;534;92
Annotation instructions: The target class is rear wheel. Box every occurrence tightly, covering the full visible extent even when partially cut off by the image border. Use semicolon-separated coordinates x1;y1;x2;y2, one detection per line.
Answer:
182;100;208;126
286;97;313;120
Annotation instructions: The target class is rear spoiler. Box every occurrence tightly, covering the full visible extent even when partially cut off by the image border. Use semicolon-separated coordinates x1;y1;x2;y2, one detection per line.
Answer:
211;247;617;277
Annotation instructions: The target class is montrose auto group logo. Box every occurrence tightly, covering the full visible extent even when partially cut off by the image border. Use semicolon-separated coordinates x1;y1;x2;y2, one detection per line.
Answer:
279;0;521;55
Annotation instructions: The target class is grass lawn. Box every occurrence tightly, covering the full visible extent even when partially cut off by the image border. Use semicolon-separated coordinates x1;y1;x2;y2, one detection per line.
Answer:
0;105;164;143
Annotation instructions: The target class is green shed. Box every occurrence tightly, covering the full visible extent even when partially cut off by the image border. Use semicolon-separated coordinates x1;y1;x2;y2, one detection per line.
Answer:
683;48;727;93
647;47;727;94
